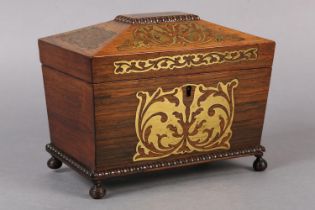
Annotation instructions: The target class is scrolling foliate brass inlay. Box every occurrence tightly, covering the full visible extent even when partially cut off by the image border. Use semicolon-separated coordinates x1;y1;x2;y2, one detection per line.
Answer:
133;79;239;161
114;48;258;75
117;22;243;50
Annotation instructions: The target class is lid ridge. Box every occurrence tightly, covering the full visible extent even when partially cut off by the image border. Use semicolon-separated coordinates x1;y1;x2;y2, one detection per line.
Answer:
114;12;200;24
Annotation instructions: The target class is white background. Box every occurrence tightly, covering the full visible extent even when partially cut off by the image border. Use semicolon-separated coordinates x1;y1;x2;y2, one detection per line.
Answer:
0;0;315;209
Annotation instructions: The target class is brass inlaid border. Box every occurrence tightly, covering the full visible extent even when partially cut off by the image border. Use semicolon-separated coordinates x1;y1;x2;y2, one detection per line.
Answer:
114;48;258;75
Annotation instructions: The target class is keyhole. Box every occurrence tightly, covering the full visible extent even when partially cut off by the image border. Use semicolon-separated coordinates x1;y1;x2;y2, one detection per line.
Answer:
186;85;192;97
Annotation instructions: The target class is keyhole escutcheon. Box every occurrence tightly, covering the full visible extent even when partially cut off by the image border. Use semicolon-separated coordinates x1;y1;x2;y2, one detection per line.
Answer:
186;85;192;97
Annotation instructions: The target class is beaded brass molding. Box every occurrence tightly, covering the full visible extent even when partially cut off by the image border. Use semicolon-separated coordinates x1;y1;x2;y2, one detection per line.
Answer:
134;79;239;161
114;13;200;24
46;143;265;179
114;48;258;75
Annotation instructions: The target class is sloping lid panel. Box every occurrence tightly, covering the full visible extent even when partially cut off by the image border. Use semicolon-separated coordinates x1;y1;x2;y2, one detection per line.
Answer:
95;19;259;56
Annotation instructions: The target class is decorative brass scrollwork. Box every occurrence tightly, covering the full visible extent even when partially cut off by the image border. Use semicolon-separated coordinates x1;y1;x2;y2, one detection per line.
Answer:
117;22;243;50
133;79;239;161
114;48;258;75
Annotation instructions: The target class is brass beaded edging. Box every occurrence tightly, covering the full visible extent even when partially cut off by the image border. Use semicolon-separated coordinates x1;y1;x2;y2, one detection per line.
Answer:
46;144;265;179
114;14;200;24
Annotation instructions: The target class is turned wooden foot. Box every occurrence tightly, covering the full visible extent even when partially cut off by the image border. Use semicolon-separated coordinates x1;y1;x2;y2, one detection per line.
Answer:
47;156;62;169
89;181;106;199
253;154;267;171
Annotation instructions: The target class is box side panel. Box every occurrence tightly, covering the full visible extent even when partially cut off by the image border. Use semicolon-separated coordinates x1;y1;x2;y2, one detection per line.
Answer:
94;67;271;170
43;66;95;170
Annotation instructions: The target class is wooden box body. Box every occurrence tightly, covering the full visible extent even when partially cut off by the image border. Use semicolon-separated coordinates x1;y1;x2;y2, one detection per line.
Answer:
39;12;275;187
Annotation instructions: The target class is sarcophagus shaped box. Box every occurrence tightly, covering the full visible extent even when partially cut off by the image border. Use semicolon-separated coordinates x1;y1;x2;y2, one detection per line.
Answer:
38;12;275;199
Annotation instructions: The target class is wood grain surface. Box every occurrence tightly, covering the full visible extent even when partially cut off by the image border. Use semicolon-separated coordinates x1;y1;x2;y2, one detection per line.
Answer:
94;67;271;170
40;12;275;180
42;66;96;170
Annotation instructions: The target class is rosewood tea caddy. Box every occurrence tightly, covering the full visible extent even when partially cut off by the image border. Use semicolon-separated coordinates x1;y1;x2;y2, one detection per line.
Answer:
38;12;275;199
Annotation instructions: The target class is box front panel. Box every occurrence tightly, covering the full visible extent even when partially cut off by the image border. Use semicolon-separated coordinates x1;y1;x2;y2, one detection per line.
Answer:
94;68;271;170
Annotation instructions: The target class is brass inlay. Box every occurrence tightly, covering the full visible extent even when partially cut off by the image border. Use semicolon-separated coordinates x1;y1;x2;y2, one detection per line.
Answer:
133;79;239;161
114;48;258;75
117;22;243;50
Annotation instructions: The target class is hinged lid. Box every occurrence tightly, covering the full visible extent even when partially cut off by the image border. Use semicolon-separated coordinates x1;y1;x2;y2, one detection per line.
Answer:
38;12;275;83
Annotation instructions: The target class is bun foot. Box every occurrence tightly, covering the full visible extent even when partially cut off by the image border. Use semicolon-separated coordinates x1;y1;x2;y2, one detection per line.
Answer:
253;155;267;171
47;156;62;169
89;181;106;199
